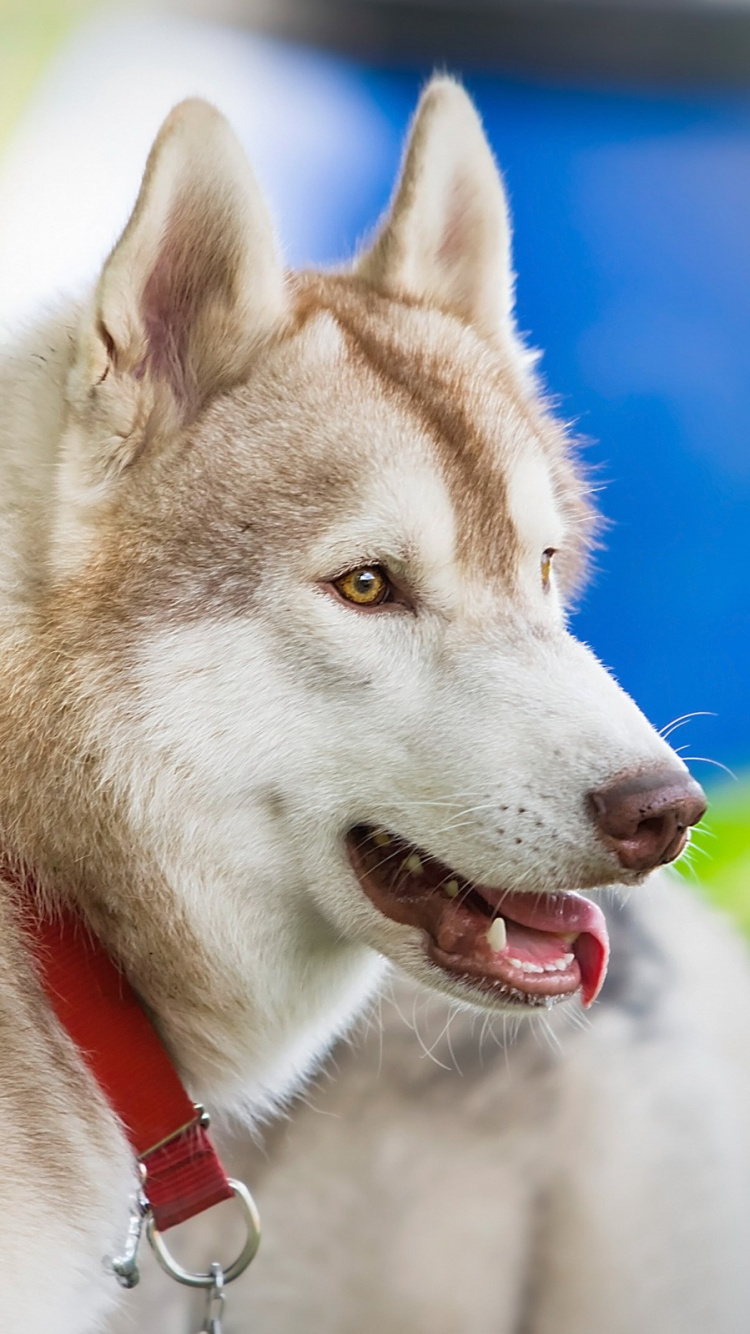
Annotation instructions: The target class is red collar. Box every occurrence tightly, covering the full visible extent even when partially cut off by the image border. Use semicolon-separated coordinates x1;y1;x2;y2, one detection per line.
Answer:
7;862;233;1231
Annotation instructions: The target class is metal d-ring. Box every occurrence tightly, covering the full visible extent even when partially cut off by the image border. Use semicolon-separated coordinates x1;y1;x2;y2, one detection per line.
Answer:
146;1179;261;1288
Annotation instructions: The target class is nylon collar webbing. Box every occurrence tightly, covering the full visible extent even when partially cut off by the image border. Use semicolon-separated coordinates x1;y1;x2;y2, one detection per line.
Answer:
8;863;233;1231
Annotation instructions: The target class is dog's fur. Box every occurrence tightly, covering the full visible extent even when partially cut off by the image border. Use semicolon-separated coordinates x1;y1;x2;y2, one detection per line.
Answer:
114;916;750;1334
1;80;749;1331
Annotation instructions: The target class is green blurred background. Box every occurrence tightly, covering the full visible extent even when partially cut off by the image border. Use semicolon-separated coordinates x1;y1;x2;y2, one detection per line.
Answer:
0;0;91;148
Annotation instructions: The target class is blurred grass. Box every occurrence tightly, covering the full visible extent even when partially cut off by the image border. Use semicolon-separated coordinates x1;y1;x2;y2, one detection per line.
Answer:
681;778;750;937
0;0;94;157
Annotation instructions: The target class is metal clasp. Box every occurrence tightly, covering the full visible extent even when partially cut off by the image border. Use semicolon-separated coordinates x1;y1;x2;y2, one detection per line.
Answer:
108;1182;149;1289
107;1168;260;1326
139;1103;212;1161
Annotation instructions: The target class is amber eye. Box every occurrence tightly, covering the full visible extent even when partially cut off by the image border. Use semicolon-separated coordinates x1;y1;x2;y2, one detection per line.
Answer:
334;566;391;607
541;548;557;590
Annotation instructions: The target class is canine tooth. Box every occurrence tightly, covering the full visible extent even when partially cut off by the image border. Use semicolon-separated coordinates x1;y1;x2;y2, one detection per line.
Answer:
485;918;507;952
403;854;423;876
508;956;524;969
562;952;575;966
444;879;460;898
373;830;391;847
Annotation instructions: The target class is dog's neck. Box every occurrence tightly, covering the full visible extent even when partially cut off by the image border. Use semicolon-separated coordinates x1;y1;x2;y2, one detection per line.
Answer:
0;313;382;1120
0;638;381;1116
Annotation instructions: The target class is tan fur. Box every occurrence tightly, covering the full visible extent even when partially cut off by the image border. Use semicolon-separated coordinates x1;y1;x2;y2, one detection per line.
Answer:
295;273;595;593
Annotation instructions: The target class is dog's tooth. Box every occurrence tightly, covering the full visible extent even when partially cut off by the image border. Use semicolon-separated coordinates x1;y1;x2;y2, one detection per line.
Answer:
508;955;523;969
545;955;573;972
373;830;391;847
403;853;423;876
521;961;544;974
485;918;507;952
444;879;460;899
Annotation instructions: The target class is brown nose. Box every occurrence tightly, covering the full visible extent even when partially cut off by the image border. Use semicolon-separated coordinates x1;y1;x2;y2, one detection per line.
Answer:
588;767;707;872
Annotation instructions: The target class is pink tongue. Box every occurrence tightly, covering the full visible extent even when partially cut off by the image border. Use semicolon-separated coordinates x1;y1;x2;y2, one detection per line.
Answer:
574;929;609;1008
490;889;610;1008
504;921;569;965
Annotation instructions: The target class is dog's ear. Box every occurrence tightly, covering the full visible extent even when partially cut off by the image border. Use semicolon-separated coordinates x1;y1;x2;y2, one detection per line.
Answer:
357;79;518;348
71;99;287;479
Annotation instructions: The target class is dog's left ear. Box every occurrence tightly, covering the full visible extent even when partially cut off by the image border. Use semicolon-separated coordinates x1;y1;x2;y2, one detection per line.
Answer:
70;99;287;481
357;78;519;350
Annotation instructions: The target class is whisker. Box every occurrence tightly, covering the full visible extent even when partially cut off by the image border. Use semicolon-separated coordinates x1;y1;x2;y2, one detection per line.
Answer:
534;1011;562;1056
682;841;713;863
659;711;716;740
682;756;737;781
690;822;717;843
443;1006;463;1075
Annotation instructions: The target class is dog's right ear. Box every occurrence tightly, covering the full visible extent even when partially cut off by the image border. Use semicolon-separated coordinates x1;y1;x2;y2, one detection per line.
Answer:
69;99;287;484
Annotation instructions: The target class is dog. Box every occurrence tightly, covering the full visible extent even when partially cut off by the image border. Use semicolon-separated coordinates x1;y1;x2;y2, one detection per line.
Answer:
0;77;745;1332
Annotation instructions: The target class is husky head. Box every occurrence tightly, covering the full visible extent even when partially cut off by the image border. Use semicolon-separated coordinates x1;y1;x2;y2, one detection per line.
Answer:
37;81;704;1108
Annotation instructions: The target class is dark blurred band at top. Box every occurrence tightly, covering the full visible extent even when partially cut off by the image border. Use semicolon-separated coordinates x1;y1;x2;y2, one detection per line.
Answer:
173;0;750;84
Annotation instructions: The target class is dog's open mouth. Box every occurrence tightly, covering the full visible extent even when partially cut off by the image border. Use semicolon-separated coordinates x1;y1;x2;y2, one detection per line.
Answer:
347;826;610;1009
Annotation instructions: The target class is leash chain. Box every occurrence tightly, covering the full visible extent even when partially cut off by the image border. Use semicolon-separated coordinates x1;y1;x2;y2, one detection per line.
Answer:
199;1263;225;1334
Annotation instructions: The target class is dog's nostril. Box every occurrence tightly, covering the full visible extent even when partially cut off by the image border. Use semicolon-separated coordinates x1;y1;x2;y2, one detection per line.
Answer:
588;767;707;873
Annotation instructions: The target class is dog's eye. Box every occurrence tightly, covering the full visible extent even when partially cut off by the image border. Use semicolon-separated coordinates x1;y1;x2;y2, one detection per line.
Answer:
334;566;392;607
541;548;557;590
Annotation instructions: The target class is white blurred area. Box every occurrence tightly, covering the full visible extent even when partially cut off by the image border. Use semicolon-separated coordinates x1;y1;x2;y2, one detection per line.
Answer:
0;7;396;340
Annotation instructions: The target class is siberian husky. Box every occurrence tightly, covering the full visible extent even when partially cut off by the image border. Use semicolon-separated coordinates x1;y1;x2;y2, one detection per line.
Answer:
0;78;747;1333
